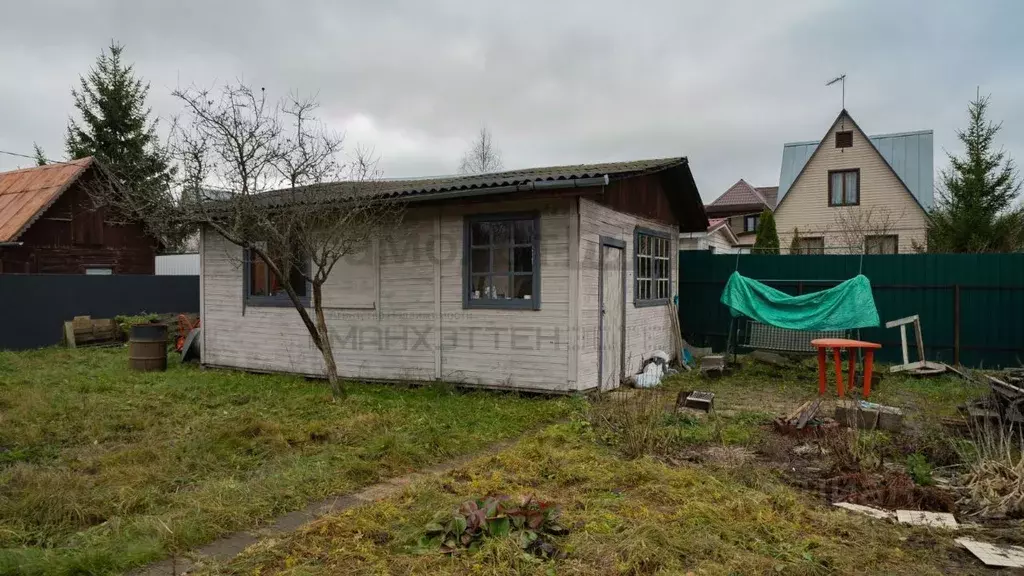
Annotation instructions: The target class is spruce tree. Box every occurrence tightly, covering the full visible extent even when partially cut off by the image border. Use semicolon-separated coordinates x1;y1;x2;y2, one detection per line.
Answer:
789;227;802;254
927;93;1023;252
753;208;780;254
32;143;47;166
66;42;173;205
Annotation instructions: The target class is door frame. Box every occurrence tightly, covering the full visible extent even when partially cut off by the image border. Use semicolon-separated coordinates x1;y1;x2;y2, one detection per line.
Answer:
597;236;627;391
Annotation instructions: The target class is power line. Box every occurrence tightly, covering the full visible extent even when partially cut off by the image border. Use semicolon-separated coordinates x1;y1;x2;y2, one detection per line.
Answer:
0;149;83;167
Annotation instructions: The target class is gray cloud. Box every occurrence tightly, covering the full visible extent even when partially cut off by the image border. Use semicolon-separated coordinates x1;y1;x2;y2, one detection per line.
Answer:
2;0;1022;203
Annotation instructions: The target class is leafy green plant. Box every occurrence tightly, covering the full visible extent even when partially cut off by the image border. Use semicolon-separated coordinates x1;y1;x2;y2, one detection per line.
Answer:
114;313;161;335
417;495;567;557
905;453;934;486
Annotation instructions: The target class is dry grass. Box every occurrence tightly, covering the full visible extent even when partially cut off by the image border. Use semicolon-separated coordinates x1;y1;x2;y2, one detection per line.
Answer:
211;422;970;576
0;348;579;576
958;416;1024;518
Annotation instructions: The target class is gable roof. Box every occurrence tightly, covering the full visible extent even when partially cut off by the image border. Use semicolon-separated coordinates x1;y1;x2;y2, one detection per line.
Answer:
706;179;774;214
0;157;94;242
706;217;740;245
777;109;933;210
258;156;709;231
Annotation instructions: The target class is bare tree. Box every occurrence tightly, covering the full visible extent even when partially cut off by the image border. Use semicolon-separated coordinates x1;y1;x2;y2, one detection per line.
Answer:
458;127;503;174
90;82;403;396
828;206;906;253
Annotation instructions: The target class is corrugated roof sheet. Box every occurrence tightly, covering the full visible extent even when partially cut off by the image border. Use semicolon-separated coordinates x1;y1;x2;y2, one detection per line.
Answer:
261;157;689;204
221;156;708;232
0;157;93;241
777;114;933;210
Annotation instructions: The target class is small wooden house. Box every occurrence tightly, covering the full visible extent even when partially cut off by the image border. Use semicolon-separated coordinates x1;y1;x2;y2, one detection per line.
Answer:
198;158;707;392
0;157;156;274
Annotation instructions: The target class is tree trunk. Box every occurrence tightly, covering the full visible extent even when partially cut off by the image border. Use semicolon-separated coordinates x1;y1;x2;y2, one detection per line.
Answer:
313;282;344;397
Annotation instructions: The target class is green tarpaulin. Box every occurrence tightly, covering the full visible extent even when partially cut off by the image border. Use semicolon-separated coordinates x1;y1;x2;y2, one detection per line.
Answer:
720;272;880;331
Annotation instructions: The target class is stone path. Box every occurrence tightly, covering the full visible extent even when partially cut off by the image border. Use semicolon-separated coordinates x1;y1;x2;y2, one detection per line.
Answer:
132;438;520;576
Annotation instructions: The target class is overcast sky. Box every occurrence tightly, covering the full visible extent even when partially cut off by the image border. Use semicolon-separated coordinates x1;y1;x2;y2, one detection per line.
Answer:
2;0;1022;202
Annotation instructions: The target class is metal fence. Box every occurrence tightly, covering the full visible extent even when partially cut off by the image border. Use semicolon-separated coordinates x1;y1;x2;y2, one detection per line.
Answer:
678;251;1024;368
0;274;199;350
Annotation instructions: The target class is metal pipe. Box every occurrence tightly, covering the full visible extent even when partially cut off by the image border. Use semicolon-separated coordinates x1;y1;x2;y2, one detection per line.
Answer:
400;175;610;203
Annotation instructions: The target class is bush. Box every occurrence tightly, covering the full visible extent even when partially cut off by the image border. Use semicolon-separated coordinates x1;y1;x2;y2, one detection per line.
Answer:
588;390;675;459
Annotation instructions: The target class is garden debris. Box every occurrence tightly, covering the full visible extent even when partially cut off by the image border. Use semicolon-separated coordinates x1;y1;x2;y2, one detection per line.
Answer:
700;354;727;378
749;350;791;368
773;400;828;436
895;510;958;529
835;400;904;432
675;390;715;413
832;502;894;520
885;315;948;376
955;538;1024;568
63;316;120;348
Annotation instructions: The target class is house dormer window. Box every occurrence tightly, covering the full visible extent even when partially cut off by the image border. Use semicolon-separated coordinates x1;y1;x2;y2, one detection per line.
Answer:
828;169;860;206
835;131;853;148
743;214;759;232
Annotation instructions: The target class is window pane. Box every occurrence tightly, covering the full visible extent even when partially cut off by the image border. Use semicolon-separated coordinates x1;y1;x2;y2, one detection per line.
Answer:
250;255;268;296
638;256;649;280
471;248;490;274
831;173;844;204
658;279;670;299
513;247;533;272
289;262;307;297
638;235;649;256
490;221;512;246
493;247;511;274
491;275;510;299
470;275;487;299
513;220;535;244
845;172;858;203
513;275;533;299
471;222;491;246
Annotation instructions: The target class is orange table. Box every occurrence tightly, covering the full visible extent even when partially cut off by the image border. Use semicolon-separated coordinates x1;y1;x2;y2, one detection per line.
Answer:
810;338;882;398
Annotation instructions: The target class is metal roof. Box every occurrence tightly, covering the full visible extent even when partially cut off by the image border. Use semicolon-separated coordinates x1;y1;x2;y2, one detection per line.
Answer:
0;157;93;242
777;112;933;210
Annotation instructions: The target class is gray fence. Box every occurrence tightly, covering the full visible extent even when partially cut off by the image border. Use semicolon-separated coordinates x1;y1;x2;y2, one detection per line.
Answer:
0;275;199;350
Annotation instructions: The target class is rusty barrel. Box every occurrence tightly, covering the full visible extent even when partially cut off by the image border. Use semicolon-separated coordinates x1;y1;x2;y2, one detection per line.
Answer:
129;323;168;371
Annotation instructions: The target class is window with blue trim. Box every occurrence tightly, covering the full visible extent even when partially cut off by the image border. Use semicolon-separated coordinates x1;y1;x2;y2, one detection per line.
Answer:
464;213;540;309
634;228;671;306
245;246;310;307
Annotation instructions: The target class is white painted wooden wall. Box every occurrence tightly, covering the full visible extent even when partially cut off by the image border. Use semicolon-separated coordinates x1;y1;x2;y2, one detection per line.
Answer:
200;198;575;392
576;198;677;390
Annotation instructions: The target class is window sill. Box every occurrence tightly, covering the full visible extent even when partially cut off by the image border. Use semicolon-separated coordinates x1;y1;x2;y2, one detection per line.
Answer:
245;297;310;308
634;298;670;308
463;299;540;311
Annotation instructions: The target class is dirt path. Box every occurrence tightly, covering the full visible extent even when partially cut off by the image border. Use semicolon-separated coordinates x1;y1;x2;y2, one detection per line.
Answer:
132;437;522;576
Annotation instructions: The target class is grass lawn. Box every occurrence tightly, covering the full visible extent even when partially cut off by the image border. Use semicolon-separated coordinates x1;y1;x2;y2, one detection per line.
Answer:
208;357;1005;575
216;423;974;576
0;348;579;576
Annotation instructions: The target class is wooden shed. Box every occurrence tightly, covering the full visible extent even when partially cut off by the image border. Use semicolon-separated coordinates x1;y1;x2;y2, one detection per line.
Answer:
199;157;707;392
0;157;156;274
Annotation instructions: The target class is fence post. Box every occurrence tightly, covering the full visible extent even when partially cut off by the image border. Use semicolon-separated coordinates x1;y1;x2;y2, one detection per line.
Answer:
953;284;961;366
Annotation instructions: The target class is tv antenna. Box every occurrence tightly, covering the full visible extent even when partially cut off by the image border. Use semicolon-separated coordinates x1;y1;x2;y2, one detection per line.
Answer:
826;74;847;109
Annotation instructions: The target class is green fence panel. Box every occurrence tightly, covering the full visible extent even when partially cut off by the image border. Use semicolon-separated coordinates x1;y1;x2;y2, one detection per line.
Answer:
678;251;1024;368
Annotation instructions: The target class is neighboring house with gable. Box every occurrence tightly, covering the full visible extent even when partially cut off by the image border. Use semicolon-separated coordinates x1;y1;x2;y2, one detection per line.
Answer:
679;217;744;254
774;109;933;254
703;179;777;250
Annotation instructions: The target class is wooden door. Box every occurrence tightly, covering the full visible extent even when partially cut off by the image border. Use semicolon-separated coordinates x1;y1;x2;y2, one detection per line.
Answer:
599;239;626;391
